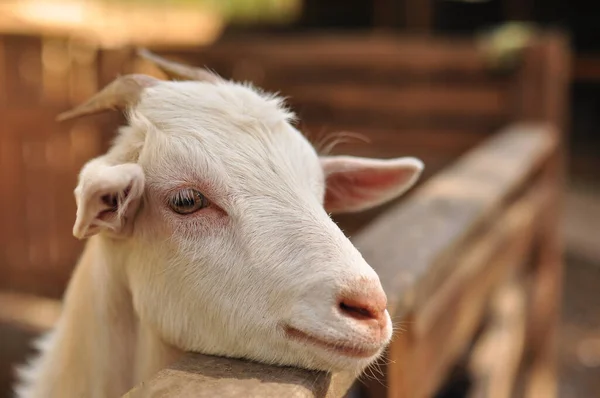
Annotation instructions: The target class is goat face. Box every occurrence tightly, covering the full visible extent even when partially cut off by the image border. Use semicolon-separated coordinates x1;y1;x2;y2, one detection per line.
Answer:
66;64;423;374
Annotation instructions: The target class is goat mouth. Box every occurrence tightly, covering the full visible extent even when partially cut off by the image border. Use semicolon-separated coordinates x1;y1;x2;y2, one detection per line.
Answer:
283;325;380;359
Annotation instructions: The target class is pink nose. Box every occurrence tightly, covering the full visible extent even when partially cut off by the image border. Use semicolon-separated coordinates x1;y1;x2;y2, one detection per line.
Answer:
337;280;388;329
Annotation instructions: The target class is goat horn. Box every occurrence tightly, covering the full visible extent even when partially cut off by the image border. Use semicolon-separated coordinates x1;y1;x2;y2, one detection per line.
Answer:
137;48;221;83
56;74;159;122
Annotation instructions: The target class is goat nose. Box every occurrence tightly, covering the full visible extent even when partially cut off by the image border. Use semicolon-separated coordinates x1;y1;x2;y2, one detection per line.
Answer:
337;280;388;328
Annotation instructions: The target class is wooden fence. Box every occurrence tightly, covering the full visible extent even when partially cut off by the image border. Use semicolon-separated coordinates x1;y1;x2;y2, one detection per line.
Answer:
0;29;569;397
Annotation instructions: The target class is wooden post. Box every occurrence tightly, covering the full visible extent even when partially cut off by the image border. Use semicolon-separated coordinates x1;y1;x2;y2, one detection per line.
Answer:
512;32;570;398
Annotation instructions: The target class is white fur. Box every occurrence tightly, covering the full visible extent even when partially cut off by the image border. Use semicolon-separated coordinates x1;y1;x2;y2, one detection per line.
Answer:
15;79;423;398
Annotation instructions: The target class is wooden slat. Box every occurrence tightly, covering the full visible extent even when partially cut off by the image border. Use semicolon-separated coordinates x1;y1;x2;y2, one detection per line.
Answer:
123;353;354;398
282;83;508;120
512;32;570;130
300;125;495;154
412;178;548;336
0;135;26;290
296;108;505;132
409;184;541;398
348;125;557;398
0;107;104;298
467;277;528;398
1;107;67;138
351;123;557;319
153;34;498;79
346;124;557;398
179;58;509;89
0;37;6;104
518;33;568;398
0;292;61;333
1;35;43;105
0;108;70;297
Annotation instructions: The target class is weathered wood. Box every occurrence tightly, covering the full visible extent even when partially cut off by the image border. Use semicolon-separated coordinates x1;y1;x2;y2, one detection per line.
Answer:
352;123;557;318
467;277;528;398
123;353;354;398
412;181;546;336
148;35;512;138
285;83;508;120
0;292;61;333
516;32;568;398
386;313;415;398
521;164;563;398
0;38;6;105
301;126;493;155
344;123;558;398
0;35;43;105
512;31;570;130
404;182;542;398
152;34;500;79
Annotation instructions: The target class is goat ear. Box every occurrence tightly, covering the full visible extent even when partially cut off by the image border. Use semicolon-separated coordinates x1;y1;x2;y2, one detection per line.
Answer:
73;161;145;239
320;155;423;214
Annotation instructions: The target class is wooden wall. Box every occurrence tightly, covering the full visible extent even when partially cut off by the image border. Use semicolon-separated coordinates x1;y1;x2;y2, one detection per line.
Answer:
0;31;550;300
0;35;116;298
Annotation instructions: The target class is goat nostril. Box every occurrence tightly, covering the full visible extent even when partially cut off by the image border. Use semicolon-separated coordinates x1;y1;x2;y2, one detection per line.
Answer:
338;299;378;321
337;281;387;326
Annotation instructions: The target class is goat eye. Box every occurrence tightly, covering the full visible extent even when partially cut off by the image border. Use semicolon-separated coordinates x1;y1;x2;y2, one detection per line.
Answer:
169;189;208;214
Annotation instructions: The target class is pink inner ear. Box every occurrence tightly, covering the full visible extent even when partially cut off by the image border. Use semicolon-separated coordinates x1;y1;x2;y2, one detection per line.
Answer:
324;167;414;213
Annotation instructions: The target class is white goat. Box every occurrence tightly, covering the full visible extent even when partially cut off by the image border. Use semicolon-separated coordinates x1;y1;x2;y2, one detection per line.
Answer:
14;50;423;398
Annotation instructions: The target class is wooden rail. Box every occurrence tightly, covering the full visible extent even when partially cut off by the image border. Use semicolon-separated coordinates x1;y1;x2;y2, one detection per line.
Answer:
119;122;560;397
354;123;560;398
123;354;354;398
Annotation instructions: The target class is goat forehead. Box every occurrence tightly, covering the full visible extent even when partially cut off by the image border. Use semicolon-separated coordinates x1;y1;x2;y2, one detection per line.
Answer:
137;80;294;131
137;120;323;200
145;133;322;191
131;81;324;198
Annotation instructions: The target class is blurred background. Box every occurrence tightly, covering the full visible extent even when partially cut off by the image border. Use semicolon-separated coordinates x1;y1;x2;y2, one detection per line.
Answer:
0;0;598;397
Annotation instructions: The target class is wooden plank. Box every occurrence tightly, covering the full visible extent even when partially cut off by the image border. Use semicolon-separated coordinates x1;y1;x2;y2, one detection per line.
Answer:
2;35;43;105
39;37;71;106
518;33;568;398
467;277;528;398
0;107;68;297
21;136;54;287
522;169;563;398
152;34;496;78
0;37;6;104
296;108;506;132
409;183;541;398
351;123;557;319
300;125;494;155
0;292;61;333
282;83;508;120
387;313;416;398
413;181;546;335
0;134;26;291
123;353;354;398
350;124;557;398
193;59;508;88
0;107;96;298
1;107;69;138
512;32;570;130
